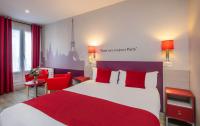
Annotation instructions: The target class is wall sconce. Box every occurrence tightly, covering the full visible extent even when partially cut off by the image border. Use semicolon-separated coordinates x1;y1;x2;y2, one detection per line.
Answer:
88;46;96;64
161;40;174;63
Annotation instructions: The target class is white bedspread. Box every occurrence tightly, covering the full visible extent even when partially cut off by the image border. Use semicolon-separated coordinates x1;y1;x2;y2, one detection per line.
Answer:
0;80;160;126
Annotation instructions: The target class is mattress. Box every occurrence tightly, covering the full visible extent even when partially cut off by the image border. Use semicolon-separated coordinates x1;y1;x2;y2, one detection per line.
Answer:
0;80;160;126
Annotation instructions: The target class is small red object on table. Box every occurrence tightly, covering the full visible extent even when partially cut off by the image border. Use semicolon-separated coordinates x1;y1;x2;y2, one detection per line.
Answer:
24;79;46;97
74;76;90;83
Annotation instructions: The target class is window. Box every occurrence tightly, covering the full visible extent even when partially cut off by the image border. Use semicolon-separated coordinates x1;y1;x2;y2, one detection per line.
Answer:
12;29;21;72
24;31;32;71
12;23;32;73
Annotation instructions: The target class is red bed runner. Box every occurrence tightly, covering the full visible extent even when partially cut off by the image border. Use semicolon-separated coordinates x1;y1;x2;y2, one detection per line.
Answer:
24;91;160;126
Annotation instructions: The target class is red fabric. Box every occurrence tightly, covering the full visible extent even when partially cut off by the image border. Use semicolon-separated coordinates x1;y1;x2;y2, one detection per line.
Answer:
25;74;34;82
74;76;90;82
0;17;13;94
40;69;48;75
25;70;48;82
32;24;41;68
55;73;72;84
38;69;48;81
24;91;160;126
125;71;146;89
47;73;72;90
96;68;111;83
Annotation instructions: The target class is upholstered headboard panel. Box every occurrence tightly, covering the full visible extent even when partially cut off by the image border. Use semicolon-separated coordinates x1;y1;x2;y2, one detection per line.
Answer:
54;68;84;77
96;61;163;112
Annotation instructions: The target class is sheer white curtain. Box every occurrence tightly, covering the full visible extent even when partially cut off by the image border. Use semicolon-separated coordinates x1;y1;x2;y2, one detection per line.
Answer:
12;21;32;85
12;29;21;72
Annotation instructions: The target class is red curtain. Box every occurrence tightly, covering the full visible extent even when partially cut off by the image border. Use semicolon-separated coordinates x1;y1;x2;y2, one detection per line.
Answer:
0;17;13;94
32;24;41;68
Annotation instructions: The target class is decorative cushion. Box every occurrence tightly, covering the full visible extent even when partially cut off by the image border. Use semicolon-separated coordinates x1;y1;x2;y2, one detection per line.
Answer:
96;68;111;83
125;71;146;89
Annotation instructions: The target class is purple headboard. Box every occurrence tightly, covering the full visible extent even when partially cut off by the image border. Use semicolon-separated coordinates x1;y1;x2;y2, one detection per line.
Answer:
54;68;84;77
96;61;163;112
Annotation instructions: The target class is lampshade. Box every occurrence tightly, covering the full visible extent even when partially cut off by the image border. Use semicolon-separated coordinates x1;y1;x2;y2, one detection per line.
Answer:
88;46;96;53
161;40;174;50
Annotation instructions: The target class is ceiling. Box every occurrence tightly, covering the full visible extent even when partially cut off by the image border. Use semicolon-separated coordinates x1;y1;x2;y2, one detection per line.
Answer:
0;0;124;24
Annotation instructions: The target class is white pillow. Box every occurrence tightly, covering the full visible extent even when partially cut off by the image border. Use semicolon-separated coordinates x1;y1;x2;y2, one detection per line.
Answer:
145;71;158;89
118;70;126;86
118;70;158;88
110;71;119;84
92;67;97;80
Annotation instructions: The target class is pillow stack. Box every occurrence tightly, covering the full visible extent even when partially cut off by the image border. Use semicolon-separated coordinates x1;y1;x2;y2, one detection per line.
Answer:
92;67;158;89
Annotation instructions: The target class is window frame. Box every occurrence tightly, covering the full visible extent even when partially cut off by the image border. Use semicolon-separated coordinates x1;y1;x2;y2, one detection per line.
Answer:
12;28;32;73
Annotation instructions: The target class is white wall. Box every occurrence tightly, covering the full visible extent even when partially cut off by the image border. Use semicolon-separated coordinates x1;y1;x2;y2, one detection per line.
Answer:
164;70;190;89
42;0;190;88
75;0;189;70
189;0;200;125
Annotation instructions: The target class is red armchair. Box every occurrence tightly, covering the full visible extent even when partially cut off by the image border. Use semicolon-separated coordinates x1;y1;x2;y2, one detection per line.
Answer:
46;72;72;93
38;69;49;81
25;74;34;82
25;69;49;82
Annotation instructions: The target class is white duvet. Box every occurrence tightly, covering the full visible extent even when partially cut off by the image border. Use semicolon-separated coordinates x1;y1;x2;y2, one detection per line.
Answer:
0;80;160;126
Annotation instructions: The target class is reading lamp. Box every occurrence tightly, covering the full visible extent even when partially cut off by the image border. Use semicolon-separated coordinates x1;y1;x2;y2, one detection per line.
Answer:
161;40;174;62
88;46;96;64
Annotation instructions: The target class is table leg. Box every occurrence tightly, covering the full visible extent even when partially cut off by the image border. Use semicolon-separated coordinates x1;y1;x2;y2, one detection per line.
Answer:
44;83;47;94
26;86;29;97
166;117;168;126
35;86;38;97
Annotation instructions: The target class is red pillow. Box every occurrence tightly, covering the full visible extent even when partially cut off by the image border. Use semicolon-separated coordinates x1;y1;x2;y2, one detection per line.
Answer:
125;71;146;89
96;68;111;83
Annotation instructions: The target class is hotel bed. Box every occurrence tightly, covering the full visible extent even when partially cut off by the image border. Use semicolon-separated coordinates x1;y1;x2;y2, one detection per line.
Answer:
0;80;160;126
0;61;163;126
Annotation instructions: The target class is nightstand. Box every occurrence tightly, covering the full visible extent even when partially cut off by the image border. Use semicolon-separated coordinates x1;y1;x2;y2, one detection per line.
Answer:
73;76;90;83
165;87;195;126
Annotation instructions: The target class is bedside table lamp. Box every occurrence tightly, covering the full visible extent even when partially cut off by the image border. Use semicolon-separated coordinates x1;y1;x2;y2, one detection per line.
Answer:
161;40;174;62
88;46;96;64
